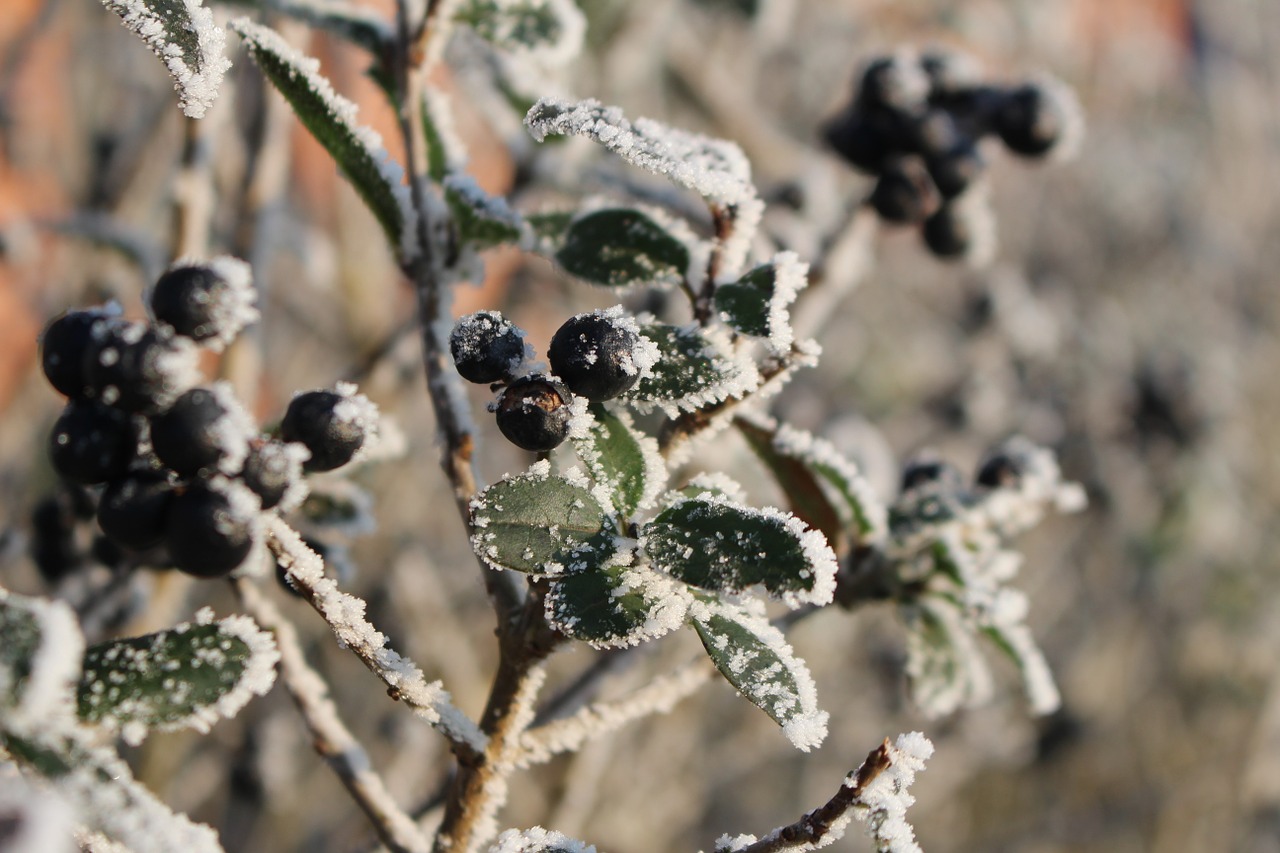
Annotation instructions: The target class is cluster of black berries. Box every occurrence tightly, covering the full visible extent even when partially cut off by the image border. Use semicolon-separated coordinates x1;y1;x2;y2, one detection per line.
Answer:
37;258;379;581
825;49;1081;262
450;307;654;452
899;447;1025;498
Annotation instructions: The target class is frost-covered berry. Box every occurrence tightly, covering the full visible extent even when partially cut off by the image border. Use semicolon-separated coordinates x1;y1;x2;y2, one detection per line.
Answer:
975;452;1024;489
870;158;941;224
281;387;376;472
40;308;114;399
899;108;960;159
148;257;257;347
166;481;259;578
97;471;174;551
150;384;255;477
900;455;964;493
449;311;526;384
83;321;199;413
548;310;645;401
857;54;930;114
922;196;994;263
495;375;573;452
49;399;140;484
239;438;308;510
824;110;895;175
994;82;1078;158
920;49;985;99
926;141;985;199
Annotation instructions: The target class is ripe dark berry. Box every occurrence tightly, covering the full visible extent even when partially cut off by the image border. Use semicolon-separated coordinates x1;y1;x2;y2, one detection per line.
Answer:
82;322;198;413
97;471;174;551
495;375;573;452
899;108;960;159
975;452;1024;489
281;387;375;472
548;311;645;402
824;110;894;175
926;140;985;199
920;50;984;99
166;482;258;578
994;82;1077;158
239;438;307;510
922;197;993;263
856;54;930;114
150;385;255;477
900;455;964;493
148;258;257;347
40;308;112;399
869;158;941;224
49;399;140;484
450;311;526;384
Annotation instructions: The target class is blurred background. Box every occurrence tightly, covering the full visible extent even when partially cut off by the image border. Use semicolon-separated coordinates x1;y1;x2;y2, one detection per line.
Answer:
2;0;1279;850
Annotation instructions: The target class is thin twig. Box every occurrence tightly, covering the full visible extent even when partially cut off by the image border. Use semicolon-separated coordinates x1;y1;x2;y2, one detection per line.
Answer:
234;577;432;853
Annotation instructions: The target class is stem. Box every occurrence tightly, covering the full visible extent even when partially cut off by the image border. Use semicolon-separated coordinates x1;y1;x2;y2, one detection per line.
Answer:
234;578;432;853
693;204;735;325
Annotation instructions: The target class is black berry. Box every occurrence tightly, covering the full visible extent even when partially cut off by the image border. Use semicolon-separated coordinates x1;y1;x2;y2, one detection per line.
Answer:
83;322;197;413
40;309;110;399
922;201;983;260
97;471;174;551
995;83;1070;158
240;438;305;509
899;108;960;159
30;494;83;585
926;140;985;199
495;375;573;452
857;54;929;114
548;312;643;402
49;399;140;484
869;158;941;224
900;455;964;493
281;389;370;472
450;311;526;384
824;110;895;175
975;452;1024;489
150;385;253;477
166;483;257;578
148;260;256;345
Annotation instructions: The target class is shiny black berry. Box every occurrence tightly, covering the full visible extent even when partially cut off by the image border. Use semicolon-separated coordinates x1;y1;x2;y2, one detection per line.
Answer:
995;83;1069;157
450;311;526;384
166;484;256;577
150;386;252;477
926;141;985;199
83;322;196;413
548;312;642;401
239;438;304;509
495;375;573;452
900;455;965;493
857;54;929;114
899;108;960;159
869;158;941;224
97;471;174;551
148;260;256;345
922;201;984;260
40;309;110;399
824;110;895;175
975;452;1024;489
281;390;368;472
49;399;140;484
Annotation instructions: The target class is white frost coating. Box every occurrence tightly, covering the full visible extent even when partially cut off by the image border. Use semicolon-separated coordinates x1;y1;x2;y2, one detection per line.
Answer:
0;782;75;853
488;826;598;853
445;173;526;234
229;18;420;261
422;86;467;173
265;517;487;752
463;0;586;68
547;562;692;650
101;0;230;118
628;323;761;419
756;251;808;356
330;381;383;466
904;595;993;718
849;732;935;853
0;592;83;732
154;256;259;351
572;404;667;514
205;382;258;476
689;597;828;752
1034;73;1086;163
677;471;749;505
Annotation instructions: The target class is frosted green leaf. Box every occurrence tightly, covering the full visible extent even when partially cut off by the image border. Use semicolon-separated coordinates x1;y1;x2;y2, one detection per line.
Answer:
572;403;665;517
642;497;837;607
0;591;83;727
903;595;993;718
219;0;392;54
623;324;754;414
555;209;690;288
690;598;827;751
445;175;525;249
455;0;586;67
545;563;689;649
77;611;279;744
230;18;416;259
102;0;230;118
470;463;613;574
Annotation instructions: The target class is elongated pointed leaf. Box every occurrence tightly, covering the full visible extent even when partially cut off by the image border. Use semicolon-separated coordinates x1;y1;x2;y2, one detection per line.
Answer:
0;592;83;727
546;563;689;649
219;0;392;54
77;611;279;744
445;175;524;249
902;595;992;718
714;252;806;354
103;0;230;118
623;324;756;415
555;209;690;288
690;598;827;751
642;497;837;607
231;19;416;259
572;403;664;517
470;463;614;574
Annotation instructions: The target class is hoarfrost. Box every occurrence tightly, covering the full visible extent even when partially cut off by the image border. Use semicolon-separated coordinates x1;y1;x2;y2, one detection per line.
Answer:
0;591;84;731
152;256;259;351
849;732;935;853
488;826;597;853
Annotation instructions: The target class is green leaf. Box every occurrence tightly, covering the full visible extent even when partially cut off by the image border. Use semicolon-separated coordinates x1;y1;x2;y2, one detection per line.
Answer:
690;598;827;751
454;0;585;63
421;90;457;183
77;613;279;743
555;209;690;288
641;497;837;607
623;323;755;414
444;176;524;249
572;403;664;517
545;563;689;649
736;416;886;549
231;18;414;259
103;0;230;118
902;595;992;718
714;265;773;337
470;464;614;574
0;591;83;722
219;0;392;54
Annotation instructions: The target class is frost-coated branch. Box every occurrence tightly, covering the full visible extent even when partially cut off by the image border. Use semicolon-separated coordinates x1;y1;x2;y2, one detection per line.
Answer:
515;661;715;768
264;517;485;758
717;733;934;853
234;578;432;853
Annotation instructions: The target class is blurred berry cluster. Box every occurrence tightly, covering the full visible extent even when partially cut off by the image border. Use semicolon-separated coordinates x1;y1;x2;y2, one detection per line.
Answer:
36;259;378;581
825;49;1082;262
